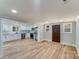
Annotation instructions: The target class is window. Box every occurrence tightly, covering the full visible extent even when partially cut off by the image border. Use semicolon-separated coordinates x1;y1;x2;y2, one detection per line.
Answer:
12;26;19;32
63;23;72;33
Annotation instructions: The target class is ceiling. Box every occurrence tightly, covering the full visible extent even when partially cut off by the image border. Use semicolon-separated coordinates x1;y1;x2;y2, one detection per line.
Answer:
0;0;79;23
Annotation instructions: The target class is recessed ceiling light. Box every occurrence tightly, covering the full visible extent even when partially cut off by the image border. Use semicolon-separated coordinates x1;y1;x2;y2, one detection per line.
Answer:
45;21;49;23
77;15;79;18
11;9;17;14
60;20;63;22
76;16;79;21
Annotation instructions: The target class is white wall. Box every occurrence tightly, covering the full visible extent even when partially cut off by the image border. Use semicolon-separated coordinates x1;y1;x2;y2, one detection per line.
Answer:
76;18;79;55
37;21;76;46
43;24;52;41
60;22;76;46
0;19;3;58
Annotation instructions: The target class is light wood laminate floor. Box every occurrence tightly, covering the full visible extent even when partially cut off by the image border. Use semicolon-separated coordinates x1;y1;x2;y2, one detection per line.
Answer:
2;39;79;59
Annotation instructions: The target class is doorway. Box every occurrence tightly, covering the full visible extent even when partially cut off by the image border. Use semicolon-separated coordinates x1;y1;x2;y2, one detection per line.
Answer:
52;25;60;42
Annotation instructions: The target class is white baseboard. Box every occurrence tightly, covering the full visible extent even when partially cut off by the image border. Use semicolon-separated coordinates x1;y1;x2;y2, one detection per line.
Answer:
37;39;52;42
44;39;52;42
37;39;43;42
60;42;75;47
75;46;79;56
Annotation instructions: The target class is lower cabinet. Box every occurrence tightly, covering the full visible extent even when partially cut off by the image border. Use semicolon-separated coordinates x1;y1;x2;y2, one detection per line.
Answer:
2;34;21;42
